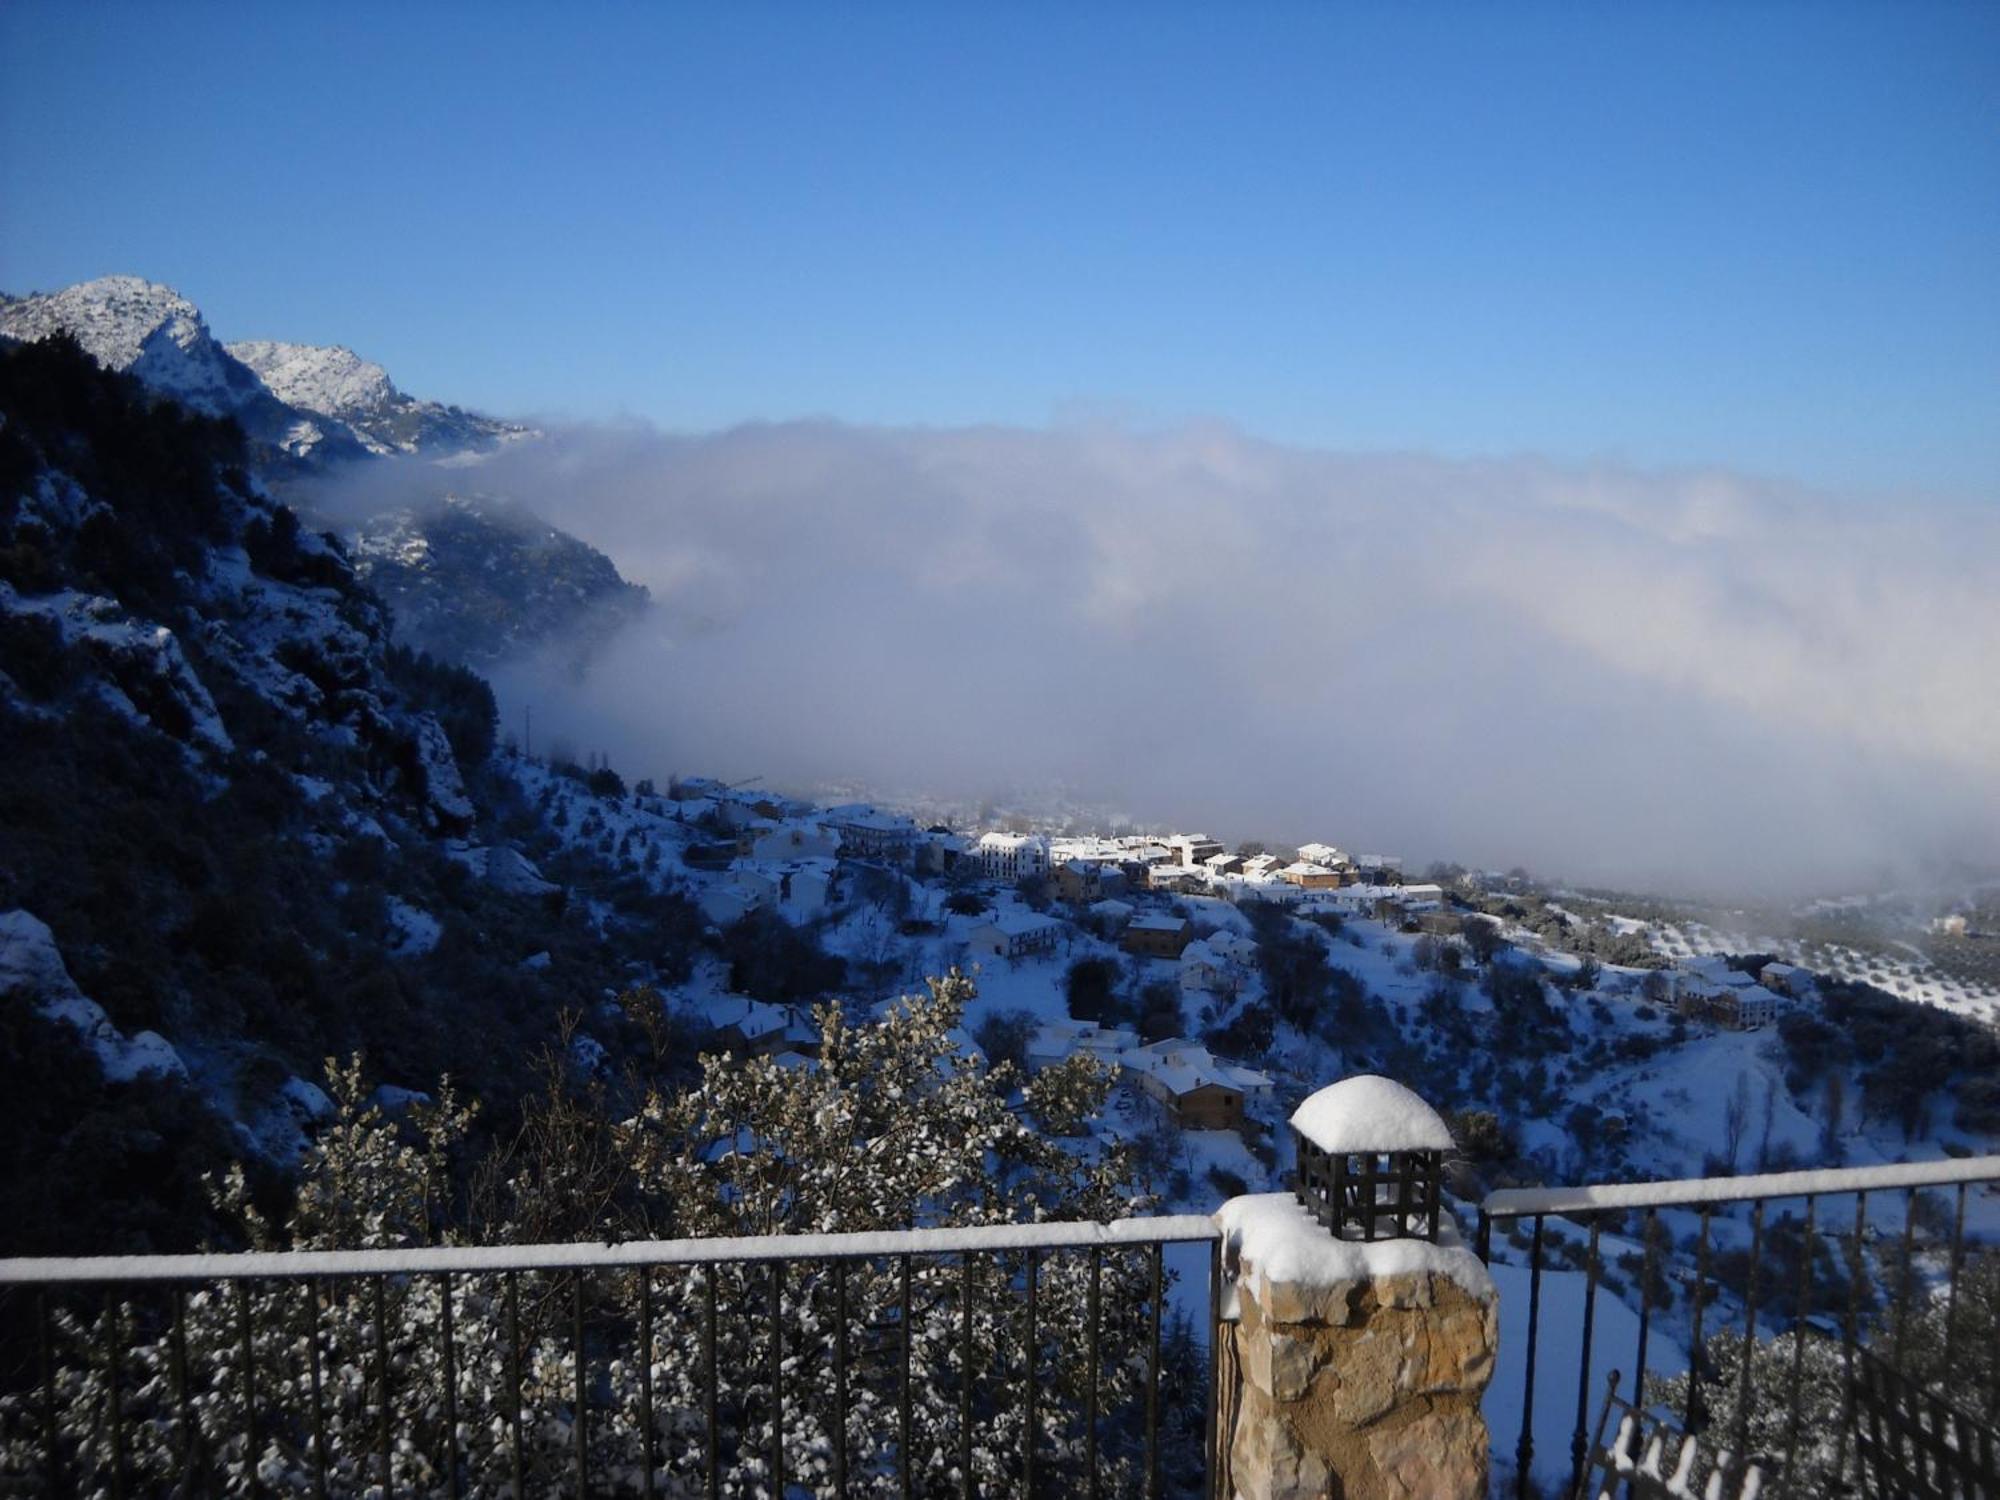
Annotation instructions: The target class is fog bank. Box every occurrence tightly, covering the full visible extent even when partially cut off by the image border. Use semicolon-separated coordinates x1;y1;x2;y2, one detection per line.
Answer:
324;421;2000;898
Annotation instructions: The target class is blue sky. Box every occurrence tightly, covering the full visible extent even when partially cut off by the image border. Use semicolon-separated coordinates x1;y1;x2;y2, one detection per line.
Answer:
3;1;1996;497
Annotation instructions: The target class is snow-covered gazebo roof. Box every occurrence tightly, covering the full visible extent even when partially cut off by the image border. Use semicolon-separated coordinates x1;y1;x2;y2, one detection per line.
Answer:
1289;1076;1453;1242
1290;1075;1454;1155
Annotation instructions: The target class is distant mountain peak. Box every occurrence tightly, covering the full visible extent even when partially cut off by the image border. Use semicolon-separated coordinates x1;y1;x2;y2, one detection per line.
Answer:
0;274;258;420
228;340;397;417
227;338;527;457
0;274;523;466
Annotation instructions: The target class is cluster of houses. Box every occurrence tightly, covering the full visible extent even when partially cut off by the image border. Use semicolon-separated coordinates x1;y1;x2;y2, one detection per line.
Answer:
1021;1019;1275;1131
1666;954;1815;1031
969;829;1447;915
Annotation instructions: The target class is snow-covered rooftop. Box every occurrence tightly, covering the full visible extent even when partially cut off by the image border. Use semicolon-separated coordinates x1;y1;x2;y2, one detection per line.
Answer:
1289;1075;1455;1154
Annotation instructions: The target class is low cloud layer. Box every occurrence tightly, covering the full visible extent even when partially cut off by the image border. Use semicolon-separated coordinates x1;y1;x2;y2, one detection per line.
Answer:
319;422;2000;898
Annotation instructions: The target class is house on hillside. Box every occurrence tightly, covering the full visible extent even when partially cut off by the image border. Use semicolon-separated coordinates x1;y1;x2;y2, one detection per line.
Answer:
1024;1019;1137;1073
1674;977;1779;1031
1391;883;1446;913
1240;854;1284;881
1178;939;1234;996
701;995;819;1057
1167;834;1225;868
752;821;842;863
1121;1040;1274;1130
967;910;1063;962
1296;842;1348;869
1309;884;1390;918
1124;913;1194;959
1756;961;1813;999
823;805;921;861
1053;859;1125;904
1279;861;1346;890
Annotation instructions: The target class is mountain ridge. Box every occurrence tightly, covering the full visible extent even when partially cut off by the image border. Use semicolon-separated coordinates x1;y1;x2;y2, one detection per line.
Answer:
2;275;644;673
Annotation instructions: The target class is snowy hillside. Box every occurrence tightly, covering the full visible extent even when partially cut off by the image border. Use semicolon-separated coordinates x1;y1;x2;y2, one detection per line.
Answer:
350;494;649;670
0;335;698;1250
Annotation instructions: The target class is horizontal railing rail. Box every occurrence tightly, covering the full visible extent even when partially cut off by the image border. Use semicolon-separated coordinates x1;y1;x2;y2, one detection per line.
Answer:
0;1214;1224;1286
0;1216;1226;1500
1482;1154;2000;1222
1477;1156;2000;1500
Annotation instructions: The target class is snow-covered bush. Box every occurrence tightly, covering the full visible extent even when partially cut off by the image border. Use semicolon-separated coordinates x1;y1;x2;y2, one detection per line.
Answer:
0;973;1198;1496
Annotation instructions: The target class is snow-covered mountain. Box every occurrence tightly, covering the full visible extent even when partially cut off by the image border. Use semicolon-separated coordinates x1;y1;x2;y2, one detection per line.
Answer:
2;275;644;671
0;276;369;466
227;339;526;457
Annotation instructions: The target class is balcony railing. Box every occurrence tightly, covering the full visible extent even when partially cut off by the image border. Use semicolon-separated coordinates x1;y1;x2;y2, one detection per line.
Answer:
0;1216;1225;1499
1478;1153;2000;1499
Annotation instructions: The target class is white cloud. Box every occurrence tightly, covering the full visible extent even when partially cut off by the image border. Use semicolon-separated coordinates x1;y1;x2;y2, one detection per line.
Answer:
331;420;2000;897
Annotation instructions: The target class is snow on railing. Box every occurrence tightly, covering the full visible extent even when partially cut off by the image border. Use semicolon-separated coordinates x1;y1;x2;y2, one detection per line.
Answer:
0;1214;1229;1499
0;1213;1222;1285
1482;1153;2000;1221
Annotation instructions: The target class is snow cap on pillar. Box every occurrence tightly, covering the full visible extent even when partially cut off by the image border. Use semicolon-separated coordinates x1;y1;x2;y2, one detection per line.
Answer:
1289;1074;1452;1242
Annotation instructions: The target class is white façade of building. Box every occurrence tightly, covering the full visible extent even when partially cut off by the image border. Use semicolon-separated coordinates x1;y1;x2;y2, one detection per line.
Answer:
966;909;1064;961
976;831;1052;882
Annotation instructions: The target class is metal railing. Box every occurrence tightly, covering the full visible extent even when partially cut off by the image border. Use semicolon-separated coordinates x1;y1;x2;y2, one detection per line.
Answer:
0;1216;1225;1499
1478;1154;2000;1499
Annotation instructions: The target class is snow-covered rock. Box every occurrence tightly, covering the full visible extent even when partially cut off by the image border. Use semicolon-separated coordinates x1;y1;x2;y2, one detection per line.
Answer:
0;910;186;1082
412;714;475;828
2;586;235;757
482;845;556;896
386;898;442;957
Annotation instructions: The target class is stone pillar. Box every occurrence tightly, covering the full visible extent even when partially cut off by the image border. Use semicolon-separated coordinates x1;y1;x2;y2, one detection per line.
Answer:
1215;1193;1498;1500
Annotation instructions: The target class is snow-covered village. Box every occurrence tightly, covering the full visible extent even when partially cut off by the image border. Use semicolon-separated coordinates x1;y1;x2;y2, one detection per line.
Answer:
5;7;2000;1498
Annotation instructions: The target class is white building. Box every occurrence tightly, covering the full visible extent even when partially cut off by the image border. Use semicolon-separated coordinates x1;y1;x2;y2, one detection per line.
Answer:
977;832;1052;883
1167;834;1225;867
1296;842;1348;868
1393;883;1446;913
967;909;1063;961
1024;1019;1138;1073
